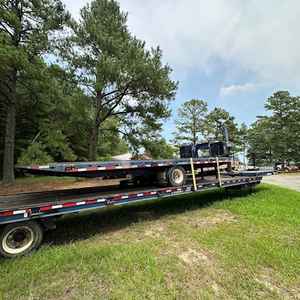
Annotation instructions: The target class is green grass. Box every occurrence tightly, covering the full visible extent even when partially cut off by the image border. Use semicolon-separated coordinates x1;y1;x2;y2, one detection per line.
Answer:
0;184;300;299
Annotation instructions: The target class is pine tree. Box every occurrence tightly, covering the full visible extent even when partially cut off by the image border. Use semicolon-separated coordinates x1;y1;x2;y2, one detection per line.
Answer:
0;0;70;183
63;0;177;160
173;99;208;145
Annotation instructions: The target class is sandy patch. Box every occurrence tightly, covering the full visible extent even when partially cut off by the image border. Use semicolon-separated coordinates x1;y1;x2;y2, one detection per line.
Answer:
178;248;213;266
188;210;237;228
144;223;166;238
255;268;300;299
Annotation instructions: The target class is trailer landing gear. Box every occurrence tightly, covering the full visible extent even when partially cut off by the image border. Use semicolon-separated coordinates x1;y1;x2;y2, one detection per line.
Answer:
0;221;43;258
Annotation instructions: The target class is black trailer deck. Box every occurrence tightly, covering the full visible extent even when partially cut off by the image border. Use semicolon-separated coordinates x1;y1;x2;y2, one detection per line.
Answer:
0;175;261;226
0;174;262;258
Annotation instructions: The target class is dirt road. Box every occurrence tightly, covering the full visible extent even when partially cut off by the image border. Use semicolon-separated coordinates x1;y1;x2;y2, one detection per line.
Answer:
263;173;300;192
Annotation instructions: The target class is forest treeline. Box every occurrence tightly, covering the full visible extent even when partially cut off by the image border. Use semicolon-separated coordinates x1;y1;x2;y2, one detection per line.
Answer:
1;1;300;184
0;0;178;183
173;92;300;166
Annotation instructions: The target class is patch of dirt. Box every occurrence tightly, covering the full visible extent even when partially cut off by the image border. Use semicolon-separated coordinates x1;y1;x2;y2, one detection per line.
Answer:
0;178;121;195
95;219;167;244
255;268;300;299
178;248;213;266
188;210;237;228
53;271;110;300
144;223;165;238
175;246;228;298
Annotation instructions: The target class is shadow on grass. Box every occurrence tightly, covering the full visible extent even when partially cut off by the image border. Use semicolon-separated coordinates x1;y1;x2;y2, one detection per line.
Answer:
44;185;268;247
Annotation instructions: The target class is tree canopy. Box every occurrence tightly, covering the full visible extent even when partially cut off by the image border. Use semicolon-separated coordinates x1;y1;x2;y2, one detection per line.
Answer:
0;0;70;182
173;99;208;145
0;0;177;182
62;0;177;160
247;91;300;165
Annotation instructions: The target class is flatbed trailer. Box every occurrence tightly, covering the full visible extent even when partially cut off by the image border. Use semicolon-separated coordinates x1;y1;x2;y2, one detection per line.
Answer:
17;157;234;184
18;157;233;176
0;174;262;258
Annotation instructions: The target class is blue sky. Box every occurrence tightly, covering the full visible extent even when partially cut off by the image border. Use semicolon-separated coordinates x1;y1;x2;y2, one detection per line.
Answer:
63;0;300;140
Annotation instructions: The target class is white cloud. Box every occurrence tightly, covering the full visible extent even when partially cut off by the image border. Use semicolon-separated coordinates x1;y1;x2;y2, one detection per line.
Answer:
220;83;258;97
63;0;300;86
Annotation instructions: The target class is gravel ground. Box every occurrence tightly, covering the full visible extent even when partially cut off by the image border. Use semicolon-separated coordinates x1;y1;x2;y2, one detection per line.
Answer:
263;173;300;192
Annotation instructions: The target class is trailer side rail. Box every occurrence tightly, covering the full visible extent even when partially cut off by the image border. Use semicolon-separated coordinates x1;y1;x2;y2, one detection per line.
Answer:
0;176;261;226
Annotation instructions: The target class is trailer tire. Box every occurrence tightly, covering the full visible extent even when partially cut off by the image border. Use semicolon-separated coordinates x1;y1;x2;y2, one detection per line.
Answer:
0;221;43;258
167;166;187;187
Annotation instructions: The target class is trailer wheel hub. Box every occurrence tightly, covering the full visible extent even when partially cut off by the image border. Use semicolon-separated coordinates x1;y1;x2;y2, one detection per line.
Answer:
2;226;34;255
172;169;184;184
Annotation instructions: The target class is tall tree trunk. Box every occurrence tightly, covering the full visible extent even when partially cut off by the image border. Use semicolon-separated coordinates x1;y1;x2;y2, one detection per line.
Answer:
2;70;17;184
88;94;102;161
88;125;99;161
192;115;196;145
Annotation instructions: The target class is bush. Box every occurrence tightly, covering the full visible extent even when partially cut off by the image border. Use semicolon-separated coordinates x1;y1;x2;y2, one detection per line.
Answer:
17;143;54;165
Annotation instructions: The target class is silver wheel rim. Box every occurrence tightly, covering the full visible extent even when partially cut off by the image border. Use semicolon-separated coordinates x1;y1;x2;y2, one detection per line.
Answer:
2;226;34;255
172;169;184;184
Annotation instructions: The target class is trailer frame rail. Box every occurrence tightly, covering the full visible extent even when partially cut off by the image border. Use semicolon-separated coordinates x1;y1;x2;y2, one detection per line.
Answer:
0;176;261;226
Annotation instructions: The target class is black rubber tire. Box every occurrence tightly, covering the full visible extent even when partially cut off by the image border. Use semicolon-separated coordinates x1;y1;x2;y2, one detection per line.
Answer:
167;166;187;187
0;221;43;259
